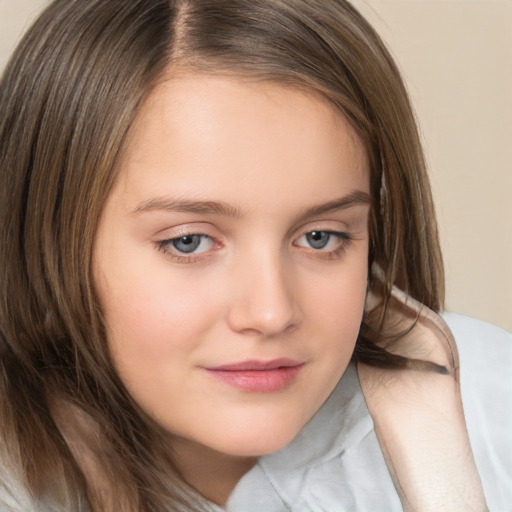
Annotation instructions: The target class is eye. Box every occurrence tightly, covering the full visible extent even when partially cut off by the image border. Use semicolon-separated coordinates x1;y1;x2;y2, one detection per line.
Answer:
158;234;216;256
295;230;350;252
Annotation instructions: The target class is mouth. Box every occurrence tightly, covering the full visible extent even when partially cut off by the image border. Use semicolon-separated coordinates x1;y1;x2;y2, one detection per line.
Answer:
202;358;305;393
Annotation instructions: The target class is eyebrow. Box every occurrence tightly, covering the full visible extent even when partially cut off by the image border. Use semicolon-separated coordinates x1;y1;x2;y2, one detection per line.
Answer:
298;190;371;219
132;198;242;217
131;190;371;218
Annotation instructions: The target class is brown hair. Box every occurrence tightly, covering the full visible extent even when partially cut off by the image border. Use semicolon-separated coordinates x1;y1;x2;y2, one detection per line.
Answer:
0;0;443;509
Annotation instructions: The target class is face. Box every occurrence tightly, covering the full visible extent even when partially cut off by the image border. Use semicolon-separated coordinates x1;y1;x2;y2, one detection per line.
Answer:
94;74;370;459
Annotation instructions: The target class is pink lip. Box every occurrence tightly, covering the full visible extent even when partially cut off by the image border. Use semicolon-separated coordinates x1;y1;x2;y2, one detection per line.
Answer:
203;358;304;393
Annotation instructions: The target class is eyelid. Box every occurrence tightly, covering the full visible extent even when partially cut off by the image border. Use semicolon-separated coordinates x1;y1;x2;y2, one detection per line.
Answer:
292;219;351;240
154;221;217;238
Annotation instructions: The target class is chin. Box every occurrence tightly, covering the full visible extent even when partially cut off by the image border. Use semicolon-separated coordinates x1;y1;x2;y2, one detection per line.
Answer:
207;421;303;458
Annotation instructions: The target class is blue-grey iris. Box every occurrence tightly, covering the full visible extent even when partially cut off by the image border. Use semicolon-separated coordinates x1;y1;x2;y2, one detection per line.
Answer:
306;231;330;249
172;235;202;253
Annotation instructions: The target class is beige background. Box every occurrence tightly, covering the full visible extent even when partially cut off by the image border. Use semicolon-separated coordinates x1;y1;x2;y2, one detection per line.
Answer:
1;0;511;332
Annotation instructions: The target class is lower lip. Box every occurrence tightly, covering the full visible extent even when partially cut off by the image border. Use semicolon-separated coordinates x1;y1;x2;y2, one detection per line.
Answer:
203;365;304;393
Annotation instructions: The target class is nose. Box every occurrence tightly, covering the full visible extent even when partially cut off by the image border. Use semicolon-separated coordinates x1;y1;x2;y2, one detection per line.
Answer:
225;251;302;338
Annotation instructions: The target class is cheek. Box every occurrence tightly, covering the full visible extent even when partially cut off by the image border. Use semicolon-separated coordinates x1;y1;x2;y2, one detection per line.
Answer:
310;249;368;321
97;264;222;364
305;253;368;360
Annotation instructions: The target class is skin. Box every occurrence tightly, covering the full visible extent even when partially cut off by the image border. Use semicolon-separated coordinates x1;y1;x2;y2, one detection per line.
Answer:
93;74;371;503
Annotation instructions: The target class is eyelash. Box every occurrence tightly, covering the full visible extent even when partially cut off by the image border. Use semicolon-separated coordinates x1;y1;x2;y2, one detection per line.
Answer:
155;229;353;263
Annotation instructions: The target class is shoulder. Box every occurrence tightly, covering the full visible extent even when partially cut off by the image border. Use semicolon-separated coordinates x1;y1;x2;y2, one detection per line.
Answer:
0;451;37;511
442;312;511;411
0;476;34;511
443;312;512;408
443;312;512;361
443;312;512;509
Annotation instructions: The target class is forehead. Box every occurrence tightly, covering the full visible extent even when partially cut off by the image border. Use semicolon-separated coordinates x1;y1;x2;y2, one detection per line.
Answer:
116;73;369;212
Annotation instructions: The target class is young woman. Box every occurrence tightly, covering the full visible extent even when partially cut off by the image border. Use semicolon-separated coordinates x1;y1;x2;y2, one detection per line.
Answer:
0;1;510;511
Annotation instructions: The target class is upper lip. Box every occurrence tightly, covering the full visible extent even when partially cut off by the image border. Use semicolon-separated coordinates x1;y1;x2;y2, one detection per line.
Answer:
204;358;304;371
